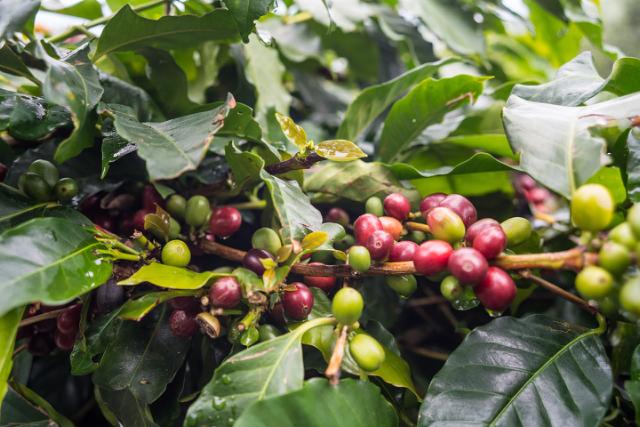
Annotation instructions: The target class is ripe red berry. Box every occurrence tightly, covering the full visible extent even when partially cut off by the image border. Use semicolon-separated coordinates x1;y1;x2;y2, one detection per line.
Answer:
282;282;314;320
420;193;446;217
447;248;488;286
389;240;418;262
465;218;500;245
54;329;76;351
472;226;507;259
169;296;200;313
366;230;394;261
379;216;403;240
439;194;477;227
56;305;81;335
413;240;453;276
209;206;242;238
132;208;151;231
517;175;536;191
474;267;516;311
527;187;550;204
304;262;337;292
209;277;242;308
353;214;383;245
325;207;350;227
383;193;411;220
242;248;275;275
169;309;199;337
142;184;163;211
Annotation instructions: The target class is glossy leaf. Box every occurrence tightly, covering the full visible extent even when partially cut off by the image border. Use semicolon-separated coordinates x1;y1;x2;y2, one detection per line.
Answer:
0;218;112;316
0;307;22;410
185;317;335;427
625;344;640;425
118;262;230;290
0;89;71;141
96;386;157;427
0;385;73;427
235;378;398;427
118;290;199;321
315;139;366;162
275;113;307;150
71;308;122;375
0;0;39;39
225;0;274;42
0;43;38;84
44;0;102;19
418;315;612;426
94;5;239;59
378;75;487;162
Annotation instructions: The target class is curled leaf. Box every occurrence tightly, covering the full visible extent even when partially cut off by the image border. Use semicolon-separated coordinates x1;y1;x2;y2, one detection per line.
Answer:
315;139;367;162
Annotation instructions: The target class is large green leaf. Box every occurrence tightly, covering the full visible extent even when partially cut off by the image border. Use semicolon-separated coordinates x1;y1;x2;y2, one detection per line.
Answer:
107;97;233;180
96;386;157;427
185;317;335;427
0;184;44;227
94;5;239;59
0;0;39;40
377;75;487;162
0;89;71;141
0;385;73;427
503;92;640;198
628;130;640;203
625;344;640;425
337;58;456;140
0;307;22;410
93;306;190;404
0;217;112;316
118;262;229;289
235;378;398;427
225;0;274;42
418;315;612;426
44;0;102;19
71;308;122;375
0;43;38;84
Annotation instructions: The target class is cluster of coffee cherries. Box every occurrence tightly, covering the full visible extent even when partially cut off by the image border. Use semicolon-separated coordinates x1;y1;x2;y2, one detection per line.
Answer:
515;174;554;214
19;303;81;355
14;159;78;203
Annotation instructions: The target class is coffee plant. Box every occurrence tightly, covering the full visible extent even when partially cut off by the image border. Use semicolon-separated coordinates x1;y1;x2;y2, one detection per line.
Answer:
0;0;639;426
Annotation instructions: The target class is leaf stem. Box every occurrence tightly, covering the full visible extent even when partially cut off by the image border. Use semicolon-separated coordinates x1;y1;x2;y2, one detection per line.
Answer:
325;325;348;385
228;200;267;210
518;270;598;314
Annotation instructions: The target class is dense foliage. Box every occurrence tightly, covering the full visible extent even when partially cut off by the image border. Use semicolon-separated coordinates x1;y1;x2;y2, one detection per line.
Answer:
0;0;640;426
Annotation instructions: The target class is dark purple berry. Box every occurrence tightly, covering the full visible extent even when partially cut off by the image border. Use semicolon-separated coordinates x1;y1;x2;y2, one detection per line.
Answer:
209;276;242;308
242;248;275;275
169;309;199;337
282;283;314;320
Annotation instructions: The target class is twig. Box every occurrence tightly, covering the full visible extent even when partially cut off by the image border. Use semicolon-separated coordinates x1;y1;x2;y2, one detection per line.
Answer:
18;304;80;328
228;200;267;210
519;270;598;314
12;343;27;357
410;347;449;361
405;222;430;234
264;152;323;175
325;325;348;385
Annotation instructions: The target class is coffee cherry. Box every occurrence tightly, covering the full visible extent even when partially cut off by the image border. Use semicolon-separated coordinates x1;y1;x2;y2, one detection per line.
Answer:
142;184;163;211
440;275;463;301
209;276;242;308
383;193;411;220
169;296;200;313
420;193;446;217
96;279;125;313
332;287;363;325
413;240;453;276
386;274;417;297
240;326;260;347
304;262;336;292
166;194;187;219
517;175;536;191
379;216;403;240
54;329;76;351
365;197;384;217
28;159;59;188
252;227;282;255
325;207;350;227
242;248;275;275
628;204;640;238
609;222;637;250
472;226;507;259
130;208;149;231
408;230;427;243
427;207;465;243
209;206;242;238
349;334;385;372
54;178;78;202
389;240;418;262
366;230;394;261
354;214;383;245
599;242;631;276
169;309;199;337
185;195;211;227
465;218;500;245
474;267;516;311
282;282;314;320
500;217;532;247
22;172;52;202
258;324;281;342
439;194;477;227
575;266;614;299
447;248;488;286
0;163;6;182
620;277;640;316
161;240;191;267
56;305;81;335
527;187;550;204
334;234;355;252
348;246;371;272
168;217;181;239
570;184;614;231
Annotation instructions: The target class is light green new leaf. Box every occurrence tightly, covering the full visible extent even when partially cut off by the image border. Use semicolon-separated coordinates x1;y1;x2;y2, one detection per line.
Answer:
0;307;23;410
315;139;366;162
118;262;230;289
118;289;199;321
276;113;307;150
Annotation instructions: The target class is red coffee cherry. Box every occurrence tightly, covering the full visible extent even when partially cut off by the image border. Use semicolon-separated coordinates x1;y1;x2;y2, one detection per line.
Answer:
282;282;314;320
379;216;403;240
465;218;500;245
439;194;477;227
242;248;275;275
517;175;536;191
353;214;383;245
383;193;411;220
209;206;242;238
447;248;488;286
132;208;151;231
56;305;81;335
142;184;163;211
325;207;350;227
413;240;453;276
474;267;517;311
366;230;395;261
169;309;199;337
304;262;337;293
420;193;446;217
54;329;76;351
209;276;242;308
389;240;418;262
169;296;200;313
472;226;507;259
527;187;550;204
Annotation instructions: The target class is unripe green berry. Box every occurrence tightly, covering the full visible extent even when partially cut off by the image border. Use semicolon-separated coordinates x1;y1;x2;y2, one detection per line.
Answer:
161;239;191;267
332;287;364;326
570;184;614;232
349;334;385;372
347;246;371;273
168;217;181;239
500;217;532;247
427;207;466;243
598;242;631;276
54;178;78;202
609;222;637;250
28;159;59;188
620;277;640;316
386;274;417;297
166;194;187;219
365;197;384;217
185;195;210;227
252;227;282;255
440;275;463;301
258;324;281;342
408;230;426;243
22;172;52;202
575;266;614;300
627;204;640;238
334;234;355;252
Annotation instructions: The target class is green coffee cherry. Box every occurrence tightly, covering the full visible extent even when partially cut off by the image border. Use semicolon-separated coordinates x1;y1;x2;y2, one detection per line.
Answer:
598;242;631;276
365;197;384;217
500;217;532;247
240;326;260;347
347;246;371;273
440;275;463;301
332;287;364;325
166;194;187;219
386;274;417;297
258;324;281;342
252;227;282;255
161;239;191;267
334;234;355;252
627;204;640;238
22;172;52;202
349;334;385;372
609;222;637;250
620;277;640;316
185;195;210;227
597;295;618;318
28;159;59;188
570;184;614;231
575;266;614;300
54;178;78;202
427;207;466;243
408;230;427;244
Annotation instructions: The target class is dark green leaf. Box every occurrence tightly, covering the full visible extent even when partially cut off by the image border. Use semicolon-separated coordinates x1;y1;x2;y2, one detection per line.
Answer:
0;89;71;141
235;378;398;427
0;307;22;409
0;43;38;84
44;0;102;19
71;309;122;375
418;315;612;426
100;119;137;179
96;386;158;427
0;0;39;40
118;262;230;289
1;387;50;427
99;72;162;122
225;0;274;42
8;383;73;427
